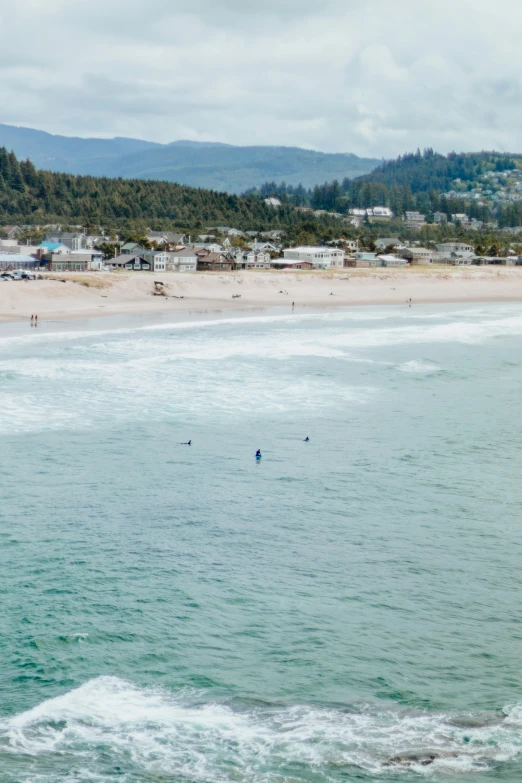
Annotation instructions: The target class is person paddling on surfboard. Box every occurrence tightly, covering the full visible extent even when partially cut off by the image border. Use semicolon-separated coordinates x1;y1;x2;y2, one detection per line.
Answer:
182;440;192;445
255;449;262;458
304;437;310;442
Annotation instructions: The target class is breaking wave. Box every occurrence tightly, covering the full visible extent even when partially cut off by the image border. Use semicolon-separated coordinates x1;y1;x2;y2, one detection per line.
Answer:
2;677;522;781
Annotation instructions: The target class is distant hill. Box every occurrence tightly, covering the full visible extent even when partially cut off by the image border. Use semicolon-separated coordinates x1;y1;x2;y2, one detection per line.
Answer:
250;149;522;228
0;147;338;231
358;149;520;193
0;124;379;193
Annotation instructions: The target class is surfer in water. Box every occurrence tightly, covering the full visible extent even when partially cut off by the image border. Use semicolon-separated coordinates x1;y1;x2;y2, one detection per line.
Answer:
255;449;262;458
304;437;310;442
182;440;192;446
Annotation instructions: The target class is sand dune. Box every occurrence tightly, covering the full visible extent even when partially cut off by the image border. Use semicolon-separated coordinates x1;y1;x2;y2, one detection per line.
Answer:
2;267;522;323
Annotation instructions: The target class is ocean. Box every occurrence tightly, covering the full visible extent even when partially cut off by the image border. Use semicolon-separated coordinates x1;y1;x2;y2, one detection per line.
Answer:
1;302;522;782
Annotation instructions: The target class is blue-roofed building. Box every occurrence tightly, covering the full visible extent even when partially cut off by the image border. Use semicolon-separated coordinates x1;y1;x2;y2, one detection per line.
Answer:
39;242;70;254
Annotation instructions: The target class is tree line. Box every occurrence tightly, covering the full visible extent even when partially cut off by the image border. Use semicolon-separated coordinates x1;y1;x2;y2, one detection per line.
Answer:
0;148;338;232
247;149;522;227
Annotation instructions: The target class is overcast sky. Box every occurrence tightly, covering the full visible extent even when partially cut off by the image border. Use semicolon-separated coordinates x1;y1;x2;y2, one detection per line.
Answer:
1;0;520;157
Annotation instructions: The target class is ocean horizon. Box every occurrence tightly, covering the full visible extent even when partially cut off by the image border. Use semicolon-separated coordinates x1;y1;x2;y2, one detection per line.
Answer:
1;302;522;782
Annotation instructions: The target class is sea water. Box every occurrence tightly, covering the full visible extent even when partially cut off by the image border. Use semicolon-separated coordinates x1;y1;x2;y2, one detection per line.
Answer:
1;303;522;782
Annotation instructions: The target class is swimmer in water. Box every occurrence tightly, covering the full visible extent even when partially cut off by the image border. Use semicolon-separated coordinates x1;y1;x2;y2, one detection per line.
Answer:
255;449;261;457
304;437;310;442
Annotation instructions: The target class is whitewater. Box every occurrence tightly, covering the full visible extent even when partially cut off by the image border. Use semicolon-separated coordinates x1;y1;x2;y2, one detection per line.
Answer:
1;302;522;782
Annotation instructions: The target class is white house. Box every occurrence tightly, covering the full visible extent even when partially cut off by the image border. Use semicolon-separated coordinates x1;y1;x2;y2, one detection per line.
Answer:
368;206;394;219
375;238;403;251
436;242;474;255
282;246;344;269
234;251;271;269
143;251;169;272
398;247;433;265
71;249;104;270
167;249;198;272
452;213;470;225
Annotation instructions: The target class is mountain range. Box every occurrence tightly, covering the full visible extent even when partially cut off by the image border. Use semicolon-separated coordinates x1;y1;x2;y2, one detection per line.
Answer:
0;124;380;193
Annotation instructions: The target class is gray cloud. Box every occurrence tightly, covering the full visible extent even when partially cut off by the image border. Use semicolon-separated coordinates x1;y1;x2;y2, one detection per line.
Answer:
0;0;521;157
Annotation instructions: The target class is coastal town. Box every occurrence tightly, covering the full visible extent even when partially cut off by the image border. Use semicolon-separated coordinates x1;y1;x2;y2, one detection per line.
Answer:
2;222;522;277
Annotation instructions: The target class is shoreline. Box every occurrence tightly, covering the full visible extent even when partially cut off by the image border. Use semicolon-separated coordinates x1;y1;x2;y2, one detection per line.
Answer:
2;268;522;326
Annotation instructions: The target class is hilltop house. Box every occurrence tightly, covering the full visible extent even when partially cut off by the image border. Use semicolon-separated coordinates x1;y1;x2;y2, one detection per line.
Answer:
433;212;448;224
121;242;147;255
367;206;394;219
404;212;426;229
1;225;23;240
147;231;186;245
261;230;285;240
452;213;470;225
374;237;403;251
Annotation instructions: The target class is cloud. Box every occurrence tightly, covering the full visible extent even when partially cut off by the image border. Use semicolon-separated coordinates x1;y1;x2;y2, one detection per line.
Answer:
0;0;521;157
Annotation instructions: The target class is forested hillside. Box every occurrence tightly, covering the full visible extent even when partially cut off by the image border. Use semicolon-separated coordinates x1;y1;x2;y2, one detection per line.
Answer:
0;148;316;231
358;149;517;192
251;150;522;228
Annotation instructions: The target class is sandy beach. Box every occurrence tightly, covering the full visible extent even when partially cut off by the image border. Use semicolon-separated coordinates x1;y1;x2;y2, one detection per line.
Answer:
2;267;522;324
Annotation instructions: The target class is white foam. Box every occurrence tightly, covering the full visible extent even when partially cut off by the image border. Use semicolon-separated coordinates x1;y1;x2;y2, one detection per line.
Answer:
2;677;521;780
1;303;520;351
399;361;443;374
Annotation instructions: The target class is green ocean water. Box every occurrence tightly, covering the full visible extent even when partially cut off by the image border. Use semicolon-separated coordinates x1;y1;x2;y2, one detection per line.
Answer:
1;303;522;782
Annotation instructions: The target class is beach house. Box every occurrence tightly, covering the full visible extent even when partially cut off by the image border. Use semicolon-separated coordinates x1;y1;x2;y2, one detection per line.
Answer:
436;242;475;255
166;248;198;272
282;246;344;269
108;254;152;271
196;251;233;271
234;250;271;269
398;247;433;265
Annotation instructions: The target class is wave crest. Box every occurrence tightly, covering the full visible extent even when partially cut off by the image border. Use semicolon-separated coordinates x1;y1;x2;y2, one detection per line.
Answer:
2;677;521;780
